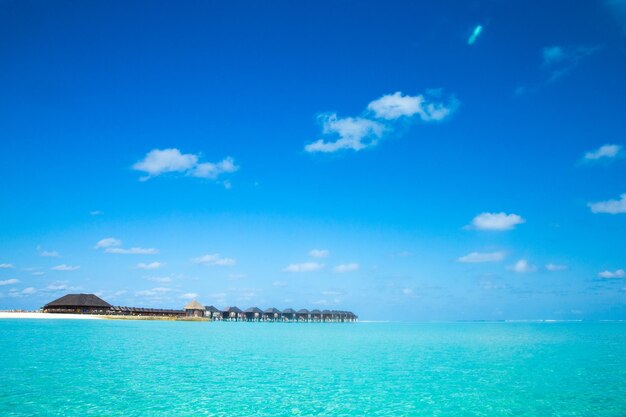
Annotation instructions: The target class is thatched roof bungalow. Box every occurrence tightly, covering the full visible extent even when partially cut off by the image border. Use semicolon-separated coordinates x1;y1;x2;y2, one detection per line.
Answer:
43;293;112;314
184;300;205;317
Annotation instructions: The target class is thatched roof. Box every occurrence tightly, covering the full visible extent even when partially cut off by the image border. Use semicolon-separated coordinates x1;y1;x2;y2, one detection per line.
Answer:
45;293;111;308
297;309;310;314
224;306;242;314
184;300;204;310
282;308;296;314
310;309;321;314
205;305;221;313
244;307;263;314
264;307;281;314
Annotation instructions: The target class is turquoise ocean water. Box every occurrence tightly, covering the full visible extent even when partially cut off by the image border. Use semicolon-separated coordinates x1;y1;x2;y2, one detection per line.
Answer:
0;320;625;416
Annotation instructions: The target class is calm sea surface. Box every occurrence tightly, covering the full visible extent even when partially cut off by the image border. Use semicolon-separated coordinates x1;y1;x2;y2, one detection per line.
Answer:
0;320;624;416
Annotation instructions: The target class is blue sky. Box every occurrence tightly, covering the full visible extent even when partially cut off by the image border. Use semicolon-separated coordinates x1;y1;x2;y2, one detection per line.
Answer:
1;0;626;320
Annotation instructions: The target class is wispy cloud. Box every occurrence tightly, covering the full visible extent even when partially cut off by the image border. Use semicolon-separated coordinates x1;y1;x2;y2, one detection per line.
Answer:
583;144;622;161
458;251;505;263
333;263;359;273
37;246;60;257
95;238;158;254
508;259;537;273
588;193;626;214
541;45;600;82
90;210;104;216
147;276;173;283
136;262;165;270
0;279;19;286
305;90;457;153
546;263;568;272
106;247;158;255
94;238;122;249
283;262;324;272
598;269;625;279
51;264;80;271
0;263;15;269
309;249;329;258
193;254;236;266
21;287;37;295
133;148;238;183
467;212;525;231
517;44;600;94
180;293;198;300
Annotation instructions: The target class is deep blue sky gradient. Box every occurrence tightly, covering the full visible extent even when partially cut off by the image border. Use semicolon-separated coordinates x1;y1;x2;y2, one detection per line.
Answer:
1;0;625;319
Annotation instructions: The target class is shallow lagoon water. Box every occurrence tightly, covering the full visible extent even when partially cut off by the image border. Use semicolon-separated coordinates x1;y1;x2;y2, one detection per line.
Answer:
1;320;625;416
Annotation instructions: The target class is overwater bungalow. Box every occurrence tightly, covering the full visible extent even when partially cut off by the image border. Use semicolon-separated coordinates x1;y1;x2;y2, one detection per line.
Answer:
296;308;310;322
184;300;205;317
322;309;333;322
205;305;222;320
282;308;296;321
223;306;243;321
43;293;112;314
263;307;281;321
310;309;322;322
244;307;263;321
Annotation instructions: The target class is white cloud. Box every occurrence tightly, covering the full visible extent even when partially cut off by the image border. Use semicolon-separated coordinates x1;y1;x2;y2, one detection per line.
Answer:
94;238;122;249
0;279;19;286
305;114;385;153
589;194;626;214
584;144;622;160
402;288;414;295
309;249;329;258
333;263;359;273
180;293;198;300
273;281;288;287
0;263;15;269
132;148;198;178
190;157;239;179
133;148;238;182
598;269;625;279
51;264;80;271
31;271;45;276
136;287;172;297
136;262;164;270
367;91;456;121
193;254;236;266
458;251;505;263
468;212;525;231
546;263;568;272
21;287;37;295
105;247;159;255
38;246;60;257
305;90;457;154
90;210;104;216
283;262;324;272
508;259;537;273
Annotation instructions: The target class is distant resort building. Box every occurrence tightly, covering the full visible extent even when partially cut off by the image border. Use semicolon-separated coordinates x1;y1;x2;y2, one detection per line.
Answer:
42;294;357;322
43;293;112;314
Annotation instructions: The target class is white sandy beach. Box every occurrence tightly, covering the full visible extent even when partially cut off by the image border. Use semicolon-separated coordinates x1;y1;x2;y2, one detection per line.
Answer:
0;312;102;320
